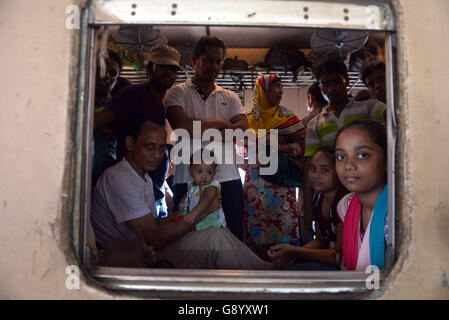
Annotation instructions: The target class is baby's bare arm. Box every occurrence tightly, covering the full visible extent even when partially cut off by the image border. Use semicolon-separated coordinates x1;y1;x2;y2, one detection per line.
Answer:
184;186;219;224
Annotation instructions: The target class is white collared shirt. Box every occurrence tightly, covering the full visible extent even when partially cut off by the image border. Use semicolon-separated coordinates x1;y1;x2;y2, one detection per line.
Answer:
164;79;245;184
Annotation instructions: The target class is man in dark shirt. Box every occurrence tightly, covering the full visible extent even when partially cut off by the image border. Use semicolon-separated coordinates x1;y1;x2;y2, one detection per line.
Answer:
104;50;132;98
94;44;181;218
92;50;132;188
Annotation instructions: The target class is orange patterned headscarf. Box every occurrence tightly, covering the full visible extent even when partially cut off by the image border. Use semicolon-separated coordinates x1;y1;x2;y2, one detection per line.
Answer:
248;74;298;136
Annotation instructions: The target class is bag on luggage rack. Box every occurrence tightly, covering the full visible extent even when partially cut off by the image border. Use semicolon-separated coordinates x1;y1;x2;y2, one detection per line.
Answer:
222;56;249;72
264;47;308;81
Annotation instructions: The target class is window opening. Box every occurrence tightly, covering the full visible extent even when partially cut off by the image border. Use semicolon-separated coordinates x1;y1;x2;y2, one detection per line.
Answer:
75;0;397;297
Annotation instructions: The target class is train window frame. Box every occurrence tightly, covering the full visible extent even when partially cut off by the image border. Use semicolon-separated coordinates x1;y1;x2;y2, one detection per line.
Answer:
73;0;397;299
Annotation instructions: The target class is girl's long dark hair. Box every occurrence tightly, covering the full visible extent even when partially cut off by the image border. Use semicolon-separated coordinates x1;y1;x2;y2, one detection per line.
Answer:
336;119;387;158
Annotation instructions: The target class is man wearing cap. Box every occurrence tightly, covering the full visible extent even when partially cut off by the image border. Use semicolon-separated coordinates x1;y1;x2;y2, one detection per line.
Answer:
94;44;182;218
164;35;248;241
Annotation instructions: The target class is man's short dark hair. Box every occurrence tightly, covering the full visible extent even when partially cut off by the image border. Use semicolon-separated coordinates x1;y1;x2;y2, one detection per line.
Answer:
360;61;385;86
126;118;164;142
307;81;327;105
313;57;348;81
194;35;227;57
108;50;123;69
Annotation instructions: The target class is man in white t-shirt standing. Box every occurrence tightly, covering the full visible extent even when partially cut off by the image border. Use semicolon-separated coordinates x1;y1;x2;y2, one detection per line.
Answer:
164;36;248;240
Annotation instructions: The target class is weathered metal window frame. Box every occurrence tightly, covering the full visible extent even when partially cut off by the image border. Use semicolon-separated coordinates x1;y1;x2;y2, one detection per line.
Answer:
73;0;397;298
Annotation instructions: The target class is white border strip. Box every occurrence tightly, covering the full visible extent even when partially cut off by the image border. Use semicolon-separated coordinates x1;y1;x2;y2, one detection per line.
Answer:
93;0;395;31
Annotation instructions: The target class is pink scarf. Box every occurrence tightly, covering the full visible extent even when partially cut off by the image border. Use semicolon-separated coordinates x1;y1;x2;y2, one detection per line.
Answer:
343;194;362;270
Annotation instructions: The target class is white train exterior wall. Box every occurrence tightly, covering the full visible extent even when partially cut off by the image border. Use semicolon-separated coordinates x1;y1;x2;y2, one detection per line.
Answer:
0;0;448;299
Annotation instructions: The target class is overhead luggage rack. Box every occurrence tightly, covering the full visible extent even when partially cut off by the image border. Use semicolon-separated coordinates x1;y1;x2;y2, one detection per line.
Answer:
120;69;367;90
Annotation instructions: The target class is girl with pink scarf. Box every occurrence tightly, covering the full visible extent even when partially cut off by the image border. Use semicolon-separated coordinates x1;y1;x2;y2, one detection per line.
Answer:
335;120;388;271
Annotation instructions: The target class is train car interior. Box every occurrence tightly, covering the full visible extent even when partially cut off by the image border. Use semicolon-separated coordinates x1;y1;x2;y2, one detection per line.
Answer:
77;0;397;298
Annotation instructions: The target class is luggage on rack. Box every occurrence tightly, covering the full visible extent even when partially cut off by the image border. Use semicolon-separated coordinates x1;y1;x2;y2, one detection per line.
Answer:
264;47;308;81
222;56;249;72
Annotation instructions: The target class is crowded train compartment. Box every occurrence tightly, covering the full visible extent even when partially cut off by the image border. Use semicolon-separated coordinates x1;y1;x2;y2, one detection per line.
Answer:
2;0;448;300
78;0;397;298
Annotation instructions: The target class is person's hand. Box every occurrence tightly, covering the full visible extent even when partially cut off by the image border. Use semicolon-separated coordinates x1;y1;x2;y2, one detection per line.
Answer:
209;119;231;139
267;243;298;260
138;245;157;268
267;244;301;269
218;119;233;129
187;189;222;225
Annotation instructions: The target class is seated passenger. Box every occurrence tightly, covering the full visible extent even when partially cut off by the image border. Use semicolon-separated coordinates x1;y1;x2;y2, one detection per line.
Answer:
267;145;347;271
91;120;269;270
335;120;388;271
94;44;182;217
170;149;226;231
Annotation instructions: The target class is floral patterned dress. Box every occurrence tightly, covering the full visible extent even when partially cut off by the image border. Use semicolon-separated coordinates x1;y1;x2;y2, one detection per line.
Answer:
244;75;306;257
243;130;305;254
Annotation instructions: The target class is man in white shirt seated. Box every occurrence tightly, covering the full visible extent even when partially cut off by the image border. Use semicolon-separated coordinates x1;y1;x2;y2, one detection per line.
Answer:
91;120;268;269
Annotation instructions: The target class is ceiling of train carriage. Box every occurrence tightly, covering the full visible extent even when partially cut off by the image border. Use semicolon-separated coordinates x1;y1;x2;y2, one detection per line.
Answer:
106;24;385;89
108;25;385;50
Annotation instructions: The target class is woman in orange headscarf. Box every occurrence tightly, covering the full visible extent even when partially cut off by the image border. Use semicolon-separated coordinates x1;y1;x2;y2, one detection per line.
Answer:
243;74;306;258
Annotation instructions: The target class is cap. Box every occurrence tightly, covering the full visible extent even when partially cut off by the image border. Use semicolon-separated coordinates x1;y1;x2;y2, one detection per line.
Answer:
148;44;181;68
